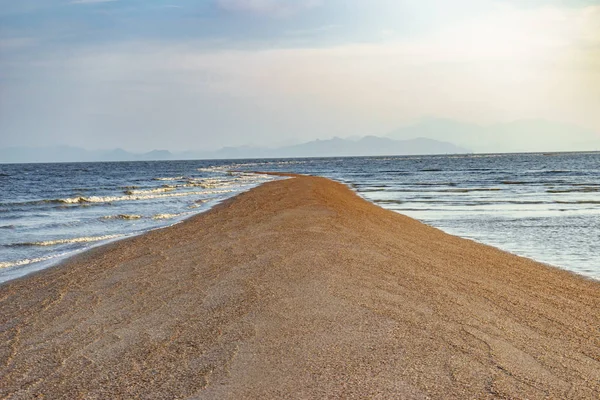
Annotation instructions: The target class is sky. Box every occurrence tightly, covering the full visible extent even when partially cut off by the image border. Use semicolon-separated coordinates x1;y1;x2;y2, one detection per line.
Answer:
0;0;599;152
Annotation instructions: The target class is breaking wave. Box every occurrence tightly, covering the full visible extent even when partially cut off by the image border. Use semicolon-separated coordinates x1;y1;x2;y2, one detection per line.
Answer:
546;187;599;193
41;189;234;205
124;187;175;195
10;234;124;247
0;253;67;269
153;176;186;181
152;213;187;220
101;214;143;220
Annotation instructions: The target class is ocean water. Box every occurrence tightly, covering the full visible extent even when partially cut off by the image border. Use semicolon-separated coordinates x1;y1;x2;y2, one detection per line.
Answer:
0;161;278;283
1;152;599;283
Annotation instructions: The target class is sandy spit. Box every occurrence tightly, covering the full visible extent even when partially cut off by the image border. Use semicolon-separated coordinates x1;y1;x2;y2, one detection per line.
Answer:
1;175;599;399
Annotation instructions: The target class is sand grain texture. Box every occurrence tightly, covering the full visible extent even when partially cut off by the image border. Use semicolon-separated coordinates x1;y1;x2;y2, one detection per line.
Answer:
1;175;599;399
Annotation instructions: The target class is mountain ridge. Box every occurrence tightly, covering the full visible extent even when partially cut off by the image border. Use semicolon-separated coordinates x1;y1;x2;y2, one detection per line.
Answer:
3;117;599;163
0;136;469;164
388;118;600;153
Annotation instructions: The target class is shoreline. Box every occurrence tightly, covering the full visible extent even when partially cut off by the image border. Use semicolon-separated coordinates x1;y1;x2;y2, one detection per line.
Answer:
2;170;597;285
1;174;599;398
0;176;282;285
4;171;597;287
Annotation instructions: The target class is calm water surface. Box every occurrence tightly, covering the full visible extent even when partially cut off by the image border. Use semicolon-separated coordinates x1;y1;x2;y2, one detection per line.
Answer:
1;152;598;283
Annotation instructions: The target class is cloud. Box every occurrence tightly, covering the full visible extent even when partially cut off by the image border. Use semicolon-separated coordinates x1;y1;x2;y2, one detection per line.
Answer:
284;24;340;36
2;0;599;151
215;0;321;17
19;1;597;143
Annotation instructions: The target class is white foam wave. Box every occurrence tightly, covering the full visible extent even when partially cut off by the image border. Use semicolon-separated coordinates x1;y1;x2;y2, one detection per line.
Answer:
17;234;124;247
159;174;273;191
197;161;305;174
153;176;185;181
152;213;186;220
53;189;234;205
102;214;142;220
0;253;66;269
124;187;175;195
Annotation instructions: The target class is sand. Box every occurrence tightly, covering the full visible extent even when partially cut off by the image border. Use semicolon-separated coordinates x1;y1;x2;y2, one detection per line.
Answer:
1;175;599;399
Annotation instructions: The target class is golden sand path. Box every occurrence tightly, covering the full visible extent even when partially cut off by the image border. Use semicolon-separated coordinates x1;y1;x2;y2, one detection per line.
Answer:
1;175;599;399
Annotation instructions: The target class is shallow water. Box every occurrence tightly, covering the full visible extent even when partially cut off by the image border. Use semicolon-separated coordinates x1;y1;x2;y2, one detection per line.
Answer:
1;152;599;282
230;153;600;280
0;161;278;282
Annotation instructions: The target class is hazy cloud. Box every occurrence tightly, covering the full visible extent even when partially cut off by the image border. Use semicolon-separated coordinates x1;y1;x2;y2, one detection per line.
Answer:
216;0;322;17
1;0;599;152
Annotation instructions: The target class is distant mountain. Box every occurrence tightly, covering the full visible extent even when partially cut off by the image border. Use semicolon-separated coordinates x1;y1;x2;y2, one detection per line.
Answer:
0;146;174;163
274;136;469;158
3;118;598;163
0;137;469;163
186;136;469;159
388;118;600;153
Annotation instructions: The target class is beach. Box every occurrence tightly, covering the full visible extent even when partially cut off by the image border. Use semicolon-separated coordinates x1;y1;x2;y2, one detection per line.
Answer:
1;174;599;398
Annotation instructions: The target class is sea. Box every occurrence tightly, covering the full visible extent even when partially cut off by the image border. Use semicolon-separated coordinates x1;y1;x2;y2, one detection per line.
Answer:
1;152;599;283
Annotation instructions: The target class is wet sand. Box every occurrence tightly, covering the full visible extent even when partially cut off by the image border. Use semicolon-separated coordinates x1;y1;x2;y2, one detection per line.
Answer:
1;175;599;399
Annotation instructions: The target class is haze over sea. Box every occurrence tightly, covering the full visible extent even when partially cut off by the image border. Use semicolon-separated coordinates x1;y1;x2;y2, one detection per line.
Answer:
1;152;599;283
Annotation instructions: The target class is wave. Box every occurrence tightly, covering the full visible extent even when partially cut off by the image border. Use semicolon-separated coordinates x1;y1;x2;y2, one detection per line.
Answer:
555;200;600;205
378;170;411;174
373;198;600;207
501;181;529;185
274;160;308;166
182;178;231;189
409;182;458;187
197;167;225;173
167;175;269;190
380;187;501;193
546;188;599;193
101;214;142;220
10;234;124;247
358;188;386;193
153;176;186;181
152;213;187;220
0;253;66;269
1;174;267;208
197;163;289;174
124;187;175;195
45;189;234;205
189;199;208;209
444;188;501;193
374;199;404;204
0;224;16;229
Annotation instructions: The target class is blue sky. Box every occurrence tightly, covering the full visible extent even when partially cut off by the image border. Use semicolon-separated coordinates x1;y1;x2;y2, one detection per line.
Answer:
1;0;599;151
